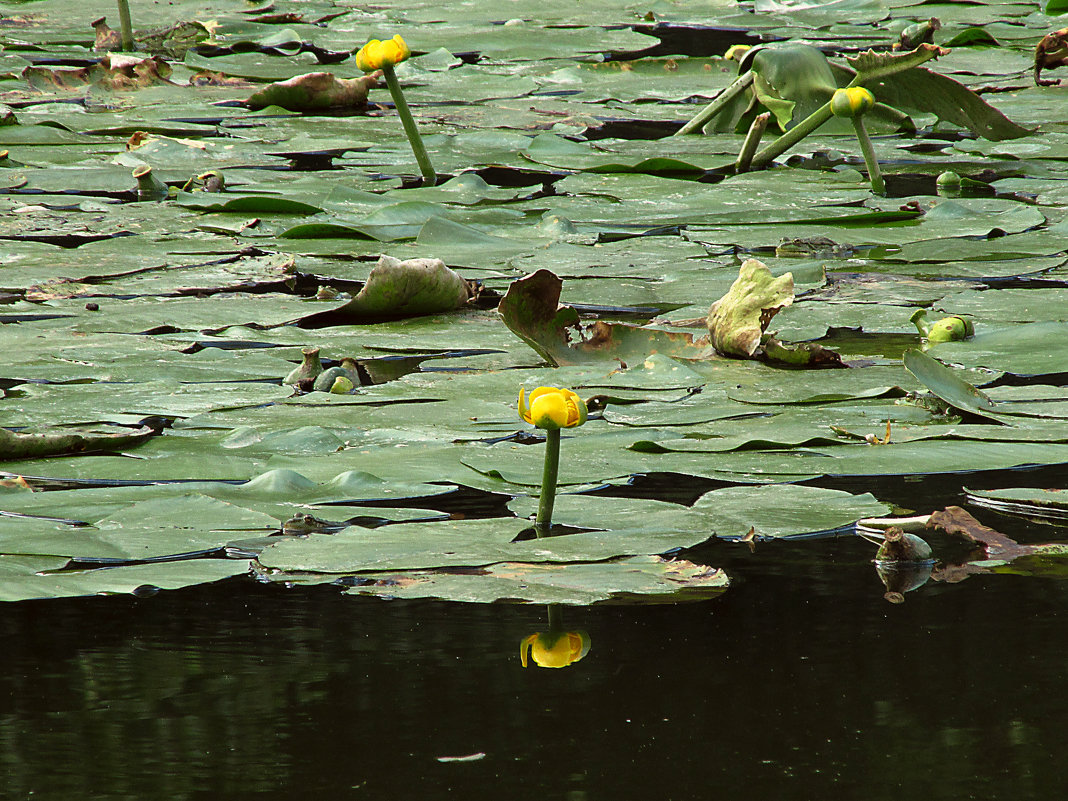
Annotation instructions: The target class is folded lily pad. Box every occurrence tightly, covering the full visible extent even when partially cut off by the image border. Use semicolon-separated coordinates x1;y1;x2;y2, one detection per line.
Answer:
295;255;474;324
0;424;160;460
245;72;379;111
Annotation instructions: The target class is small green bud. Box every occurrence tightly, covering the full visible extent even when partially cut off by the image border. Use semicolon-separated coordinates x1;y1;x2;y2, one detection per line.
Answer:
926;316;973;345
936;170;961;188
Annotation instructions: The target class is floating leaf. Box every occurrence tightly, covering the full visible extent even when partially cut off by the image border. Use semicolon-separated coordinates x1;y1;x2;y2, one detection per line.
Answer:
335;556;729;605
902;348;1006;422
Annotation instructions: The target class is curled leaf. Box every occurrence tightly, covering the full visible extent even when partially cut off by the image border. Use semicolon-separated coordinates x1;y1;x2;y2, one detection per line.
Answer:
246;72;379;111
0;425;159;460
707;259;794;358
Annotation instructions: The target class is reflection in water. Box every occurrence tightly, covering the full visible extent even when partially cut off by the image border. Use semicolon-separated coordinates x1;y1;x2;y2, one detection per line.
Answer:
861;527;936;603
519;606;591;669
1;530;1067;800
877;561;934;604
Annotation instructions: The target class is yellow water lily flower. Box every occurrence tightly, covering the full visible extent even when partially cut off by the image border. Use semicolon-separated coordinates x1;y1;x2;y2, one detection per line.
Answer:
830;86;876;118
519;631;591;668
355;34;411;72
518;386;587;430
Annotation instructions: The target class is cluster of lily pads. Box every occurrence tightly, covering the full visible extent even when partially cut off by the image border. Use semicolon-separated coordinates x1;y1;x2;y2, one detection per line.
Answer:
1;0;1068;609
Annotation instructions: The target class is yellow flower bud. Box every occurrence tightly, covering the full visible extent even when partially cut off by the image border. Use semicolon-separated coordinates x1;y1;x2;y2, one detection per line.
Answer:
519;631;590;668
830;86;875;118
355;34;411;72
518;386;587;430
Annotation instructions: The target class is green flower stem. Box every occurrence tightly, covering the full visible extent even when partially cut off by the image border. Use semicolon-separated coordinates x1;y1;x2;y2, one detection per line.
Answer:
116;0;134;52
535;428;561;536
852;115;886;195
674;71;754;136
750;99;834;169
735;111;770;173
546;604;563;634
381;63;437;186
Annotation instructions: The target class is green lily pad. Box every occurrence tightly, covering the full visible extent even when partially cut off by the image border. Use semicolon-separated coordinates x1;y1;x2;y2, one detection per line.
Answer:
691;484;892;539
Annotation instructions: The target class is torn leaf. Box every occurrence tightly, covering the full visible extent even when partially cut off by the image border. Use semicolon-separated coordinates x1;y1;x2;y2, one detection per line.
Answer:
498;269;715;366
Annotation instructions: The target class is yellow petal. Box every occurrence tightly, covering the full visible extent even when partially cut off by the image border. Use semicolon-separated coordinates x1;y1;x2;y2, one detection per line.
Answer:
388;34;410;64
830;86;875;118
529;393;569;429
518;388;532;424
519;634;538;667
531;635;574;668
355;39;381;72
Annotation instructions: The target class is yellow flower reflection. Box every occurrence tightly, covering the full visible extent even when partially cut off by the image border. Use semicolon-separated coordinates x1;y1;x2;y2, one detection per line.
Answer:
355;34;411;72
519;630;591;669
518;386;587;430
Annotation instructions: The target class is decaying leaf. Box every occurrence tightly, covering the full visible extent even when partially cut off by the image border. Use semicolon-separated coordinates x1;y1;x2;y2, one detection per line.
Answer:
1035;27;1068;86
0;425;160;460
927;506;1068;582
190;70;254;88
707;258;794;358
91;17;211;58
246;72;380;111
928;506;1028;556
498;269;715;366
91;17;122;51
760;336;845;369
22;54;173;92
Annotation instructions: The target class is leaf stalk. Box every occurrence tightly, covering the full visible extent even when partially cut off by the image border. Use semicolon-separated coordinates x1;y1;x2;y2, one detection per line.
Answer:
852;116;885;195
116;0;134;52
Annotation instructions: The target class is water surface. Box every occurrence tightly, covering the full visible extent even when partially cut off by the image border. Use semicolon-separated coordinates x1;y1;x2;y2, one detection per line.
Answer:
2;519;1065;800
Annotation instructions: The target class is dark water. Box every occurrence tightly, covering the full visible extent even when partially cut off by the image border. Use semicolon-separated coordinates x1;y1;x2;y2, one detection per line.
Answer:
2;517;1066;801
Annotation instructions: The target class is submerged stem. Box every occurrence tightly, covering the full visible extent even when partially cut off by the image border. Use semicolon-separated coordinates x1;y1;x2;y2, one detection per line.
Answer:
116;0;134;51
852;116;885;195
381;63;437;186
535;428;561;536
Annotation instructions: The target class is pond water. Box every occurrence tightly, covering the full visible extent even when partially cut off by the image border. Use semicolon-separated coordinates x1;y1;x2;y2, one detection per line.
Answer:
2;495;1064;800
